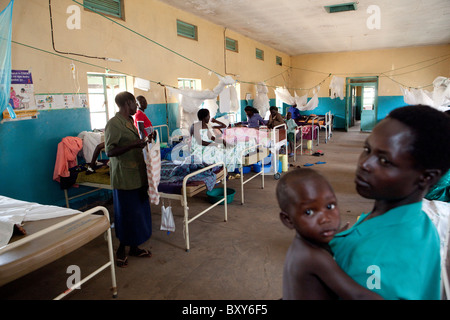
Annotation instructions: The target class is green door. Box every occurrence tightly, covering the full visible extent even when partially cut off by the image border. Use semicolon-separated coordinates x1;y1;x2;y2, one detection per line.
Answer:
360;83;378;132
345;77;378;132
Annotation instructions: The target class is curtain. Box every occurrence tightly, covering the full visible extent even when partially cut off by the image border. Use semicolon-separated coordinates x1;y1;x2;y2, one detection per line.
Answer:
0;0;14;119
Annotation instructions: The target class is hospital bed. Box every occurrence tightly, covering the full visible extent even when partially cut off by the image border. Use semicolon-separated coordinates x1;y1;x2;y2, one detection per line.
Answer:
0;196;117;299
223;124;286;179
239;144;270;204
265;123;288;180
295;117;320;155
63;160;227;252
319;111;333;143
158;161;228;252
153;124;170;144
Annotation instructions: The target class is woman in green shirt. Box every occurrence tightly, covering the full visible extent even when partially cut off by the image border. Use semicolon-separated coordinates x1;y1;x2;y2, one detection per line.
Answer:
330;105;450;299
105;91;153;268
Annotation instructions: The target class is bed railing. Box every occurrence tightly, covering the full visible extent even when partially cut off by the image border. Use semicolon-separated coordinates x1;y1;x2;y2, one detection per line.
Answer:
158;161;227;252
0;206;117;300
239;144;265;204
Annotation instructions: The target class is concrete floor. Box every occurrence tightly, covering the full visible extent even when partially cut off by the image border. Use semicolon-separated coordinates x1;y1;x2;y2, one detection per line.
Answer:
0;126;403;300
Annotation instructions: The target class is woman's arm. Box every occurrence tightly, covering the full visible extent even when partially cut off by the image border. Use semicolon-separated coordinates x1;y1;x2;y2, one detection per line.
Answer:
211;118;227;129
312;250;383;300
258;114;267;126
106;138;147;157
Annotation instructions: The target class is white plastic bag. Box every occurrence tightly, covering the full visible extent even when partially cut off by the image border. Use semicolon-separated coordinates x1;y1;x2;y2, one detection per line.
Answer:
161;203;175;233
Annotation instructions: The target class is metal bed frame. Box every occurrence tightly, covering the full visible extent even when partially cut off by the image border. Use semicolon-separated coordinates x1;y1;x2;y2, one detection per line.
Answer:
158;162;228;252
239;144;268;205
0;205;117;299
64;162;227;252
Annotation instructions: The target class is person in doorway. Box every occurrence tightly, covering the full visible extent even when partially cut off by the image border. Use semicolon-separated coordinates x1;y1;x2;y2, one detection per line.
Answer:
330;105;450;299
105;91;153;268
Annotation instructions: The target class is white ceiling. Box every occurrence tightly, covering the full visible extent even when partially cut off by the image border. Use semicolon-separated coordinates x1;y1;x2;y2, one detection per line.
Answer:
158;0;450;56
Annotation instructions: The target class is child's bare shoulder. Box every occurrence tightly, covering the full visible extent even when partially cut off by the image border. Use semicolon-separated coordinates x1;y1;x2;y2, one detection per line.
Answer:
288;238;333;269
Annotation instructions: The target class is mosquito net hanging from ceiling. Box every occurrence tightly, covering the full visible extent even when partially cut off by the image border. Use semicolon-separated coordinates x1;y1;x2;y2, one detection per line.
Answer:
0;0;14;119
167;75;235;129
274;86;320;111
400;76;450;112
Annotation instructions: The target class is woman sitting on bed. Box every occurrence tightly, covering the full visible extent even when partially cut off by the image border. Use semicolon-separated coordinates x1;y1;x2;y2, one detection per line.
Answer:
236;106;267;128
190;109;249;172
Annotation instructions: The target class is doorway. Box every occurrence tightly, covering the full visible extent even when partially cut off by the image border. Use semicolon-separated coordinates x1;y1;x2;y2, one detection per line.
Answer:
345;77;378;132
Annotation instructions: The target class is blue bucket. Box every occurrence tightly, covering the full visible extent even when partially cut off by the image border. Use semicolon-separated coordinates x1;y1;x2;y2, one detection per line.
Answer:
234;166;251;174
253;160;282;173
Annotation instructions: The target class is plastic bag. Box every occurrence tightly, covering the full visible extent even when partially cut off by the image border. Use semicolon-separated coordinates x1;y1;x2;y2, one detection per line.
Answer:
161;203;175;233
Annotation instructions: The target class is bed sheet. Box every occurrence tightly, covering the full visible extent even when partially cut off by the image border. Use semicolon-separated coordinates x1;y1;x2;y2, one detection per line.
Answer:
0;196;80;248
158;161;222;195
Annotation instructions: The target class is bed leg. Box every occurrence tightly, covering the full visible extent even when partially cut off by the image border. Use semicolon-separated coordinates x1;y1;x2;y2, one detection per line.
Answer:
184;204;190;252
224;168;228;222
106;227;118;298
64;189;69;208
240;166;244;205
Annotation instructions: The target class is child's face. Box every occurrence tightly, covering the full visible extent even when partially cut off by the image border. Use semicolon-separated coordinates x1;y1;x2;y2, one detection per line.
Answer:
270;109;277;116
355;118;422;201
283;177;340;244
286;112;291;120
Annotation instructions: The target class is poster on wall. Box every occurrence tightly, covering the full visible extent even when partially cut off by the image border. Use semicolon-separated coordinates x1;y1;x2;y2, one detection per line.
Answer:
10;70;36;110
2;70;38;121
34;93;88;109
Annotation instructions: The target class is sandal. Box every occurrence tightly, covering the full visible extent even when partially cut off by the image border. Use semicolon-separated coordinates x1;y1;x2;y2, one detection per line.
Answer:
129;248;152;258
116;256;128;268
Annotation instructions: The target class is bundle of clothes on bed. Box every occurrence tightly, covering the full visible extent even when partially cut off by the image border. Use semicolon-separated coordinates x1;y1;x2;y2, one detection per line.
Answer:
157;155;220;194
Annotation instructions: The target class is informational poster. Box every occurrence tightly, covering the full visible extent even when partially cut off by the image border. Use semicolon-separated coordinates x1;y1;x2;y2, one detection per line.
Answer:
10;69;35;110
2;70;89;122
34;93;88;109
2;70;38;121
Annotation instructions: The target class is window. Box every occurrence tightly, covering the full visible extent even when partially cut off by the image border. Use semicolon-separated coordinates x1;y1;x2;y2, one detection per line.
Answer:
256;48;264;61
178;78;200;90
87;73;127;130
276;56;282;66
362;87;376;110
84;0;123;19
177;20;198;40
177;78;201;129
225;37;238;53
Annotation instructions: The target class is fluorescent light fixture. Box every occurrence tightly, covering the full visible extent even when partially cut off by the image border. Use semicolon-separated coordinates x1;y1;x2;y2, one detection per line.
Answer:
104;57;122;62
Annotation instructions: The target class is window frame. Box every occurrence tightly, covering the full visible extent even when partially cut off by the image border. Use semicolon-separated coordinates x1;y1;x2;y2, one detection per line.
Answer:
177;19;198;41
225;37;239;53
83;0;124;20
255;48;264;61
276;56;283;66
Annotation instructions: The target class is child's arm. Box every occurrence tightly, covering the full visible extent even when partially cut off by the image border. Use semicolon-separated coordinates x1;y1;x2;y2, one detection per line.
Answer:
312;250;383;300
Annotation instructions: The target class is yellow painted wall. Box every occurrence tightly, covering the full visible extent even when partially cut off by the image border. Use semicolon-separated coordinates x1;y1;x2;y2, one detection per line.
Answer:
9;0;290;103
290;44;450;97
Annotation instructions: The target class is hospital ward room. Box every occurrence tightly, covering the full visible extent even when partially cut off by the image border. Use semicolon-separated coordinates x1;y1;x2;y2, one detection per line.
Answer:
1;0;450;307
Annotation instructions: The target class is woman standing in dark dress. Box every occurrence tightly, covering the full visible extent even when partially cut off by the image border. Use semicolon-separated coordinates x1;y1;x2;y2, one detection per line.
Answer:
105;91;153;268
